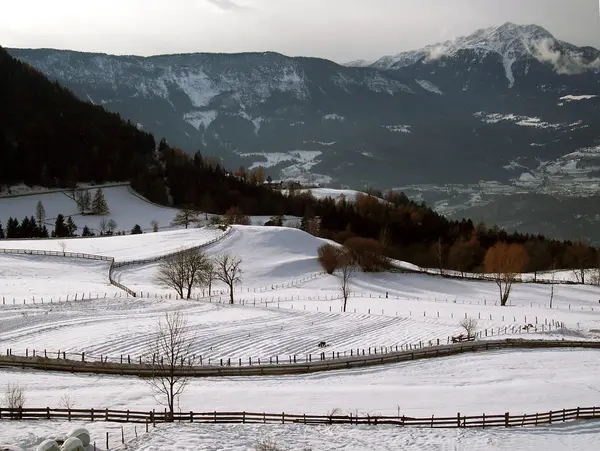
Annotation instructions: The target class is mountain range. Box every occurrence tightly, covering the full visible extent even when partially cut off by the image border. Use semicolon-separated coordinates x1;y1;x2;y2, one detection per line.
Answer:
8;22;600;242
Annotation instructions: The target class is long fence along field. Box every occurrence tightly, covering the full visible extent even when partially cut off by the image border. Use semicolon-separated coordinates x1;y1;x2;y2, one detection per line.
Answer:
2;406;599;429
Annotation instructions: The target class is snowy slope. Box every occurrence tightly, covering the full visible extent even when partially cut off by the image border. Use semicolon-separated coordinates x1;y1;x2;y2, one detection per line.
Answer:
0;254;112;299
0;185;180;234
3;227;223;261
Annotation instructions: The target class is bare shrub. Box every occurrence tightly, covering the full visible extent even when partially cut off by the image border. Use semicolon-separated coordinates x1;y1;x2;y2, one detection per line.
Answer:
151;220;159;232
224;206;251;225
459;317;478;336
317;243;342;274
4;383;25;409
255;437;290;451
343;237;391;272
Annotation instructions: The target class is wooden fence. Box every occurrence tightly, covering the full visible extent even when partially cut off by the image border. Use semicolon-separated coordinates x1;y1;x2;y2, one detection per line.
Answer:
112;226;233;269
1;405;599;428
0;339;597;378
0;320;566;370
0;248;112;261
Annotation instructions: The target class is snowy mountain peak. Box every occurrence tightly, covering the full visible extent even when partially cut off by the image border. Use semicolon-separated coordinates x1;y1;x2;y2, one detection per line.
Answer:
368;22;600;86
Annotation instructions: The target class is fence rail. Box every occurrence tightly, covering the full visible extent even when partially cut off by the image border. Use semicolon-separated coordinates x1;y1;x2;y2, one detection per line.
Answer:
112;226;233;269
1;405;598;428
0;226;233;299
0;248;112;261
0;339;597;378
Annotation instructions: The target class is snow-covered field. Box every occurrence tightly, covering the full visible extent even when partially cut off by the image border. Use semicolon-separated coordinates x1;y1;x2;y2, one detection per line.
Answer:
0;184;180;234
3;227;223;262
1;349;600;449
1;225;600;450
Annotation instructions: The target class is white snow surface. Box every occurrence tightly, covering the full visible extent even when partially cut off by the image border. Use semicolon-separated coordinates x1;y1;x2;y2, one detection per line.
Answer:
183;109;218;130
4;420;600;451
0;185;180;234
2;228;223;262
0;349;598;417
416;79;443;95
3;225;600;449
559;94;598;102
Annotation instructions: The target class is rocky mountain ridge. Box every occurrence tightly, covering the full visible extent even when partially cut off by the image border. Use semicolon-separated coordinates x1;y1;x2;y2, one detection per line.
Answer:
7;22;600;241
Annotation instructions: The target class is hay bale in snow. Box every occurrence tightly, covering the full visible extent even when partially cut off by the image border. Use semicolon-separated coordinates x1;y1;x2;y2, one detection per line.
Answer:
35;440;60;451
59;438;84;451
66;428;90;448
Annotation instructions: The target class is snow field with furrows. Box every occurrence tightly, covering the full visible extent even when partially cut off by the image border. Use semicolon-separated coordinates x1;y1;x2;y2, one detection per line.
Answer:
2;224;600;450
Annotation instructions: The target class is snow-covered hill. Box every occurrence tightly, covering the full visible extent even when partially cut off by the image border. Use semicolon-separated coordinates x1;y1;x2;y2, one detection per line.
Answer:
0;184;180;234
2;225;600;449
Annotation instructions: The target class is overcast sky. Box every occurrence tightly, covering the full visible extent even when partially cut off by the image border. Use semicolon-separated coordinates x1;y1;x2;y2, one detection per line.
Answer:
1;0;599;62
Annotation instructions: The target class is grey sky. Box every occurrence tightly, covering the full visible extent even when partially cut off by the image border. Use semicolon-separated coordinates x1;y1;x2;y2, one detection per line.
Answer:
1;0;599;62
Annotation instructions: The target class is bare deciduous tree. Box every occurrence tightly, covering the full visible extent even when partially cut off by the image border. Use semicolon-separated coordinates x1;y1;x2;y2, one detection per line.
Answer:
214;253;243;304
205;260;215;297
4;382;25;410
459;317;478;337
99;218;109;235
156;248;211;299
107;219;118;235
339;252;356;313
145;311;194;420
60;393;76;410
483;242;529;306
58;241;67;255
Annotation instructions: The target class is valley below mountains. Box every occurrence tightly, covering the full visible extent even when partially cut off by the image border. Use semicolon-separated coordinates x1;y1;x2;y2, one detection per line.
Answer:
10;22;600;242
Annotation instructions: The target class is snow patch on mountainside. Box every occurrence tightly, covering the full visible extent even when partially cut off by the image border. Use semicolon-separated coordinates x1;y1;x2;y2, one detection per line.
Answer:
184;110;218;130
559;95;599;102
238;150;322;170
384;125;411;133
416;80;443;95
475;112;566;129
323;114;345;121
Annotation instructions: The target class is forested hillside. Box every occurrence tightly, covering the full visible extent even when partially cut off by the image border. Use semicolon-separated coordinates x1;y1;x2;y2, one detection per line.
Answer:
1;45;597;274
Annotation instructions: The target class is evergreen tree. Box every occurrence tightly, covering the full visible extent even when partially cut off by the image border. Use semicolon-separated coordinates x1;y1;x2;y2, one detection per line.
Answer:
91;188;109;215
20;216;32;238
66;216;78;237
54;214;69;238
40;225;49;238
7;217;20;238
0;221;4;239
131;224;143;235
81;225;93;237
35;200;46;226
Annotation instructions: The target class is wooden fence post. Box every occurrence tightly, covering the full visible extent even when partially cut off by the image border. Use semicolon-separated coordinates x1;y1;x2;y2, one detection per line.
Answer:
457;412;461;427
504;412;509;427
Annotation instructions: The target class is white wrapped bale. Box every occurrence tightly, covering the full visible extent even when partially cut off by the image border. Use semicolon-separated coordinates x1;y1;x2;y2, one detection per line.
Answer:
66;428;90;448
59;437;84;451
2;446;26;451
35;440;60;451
